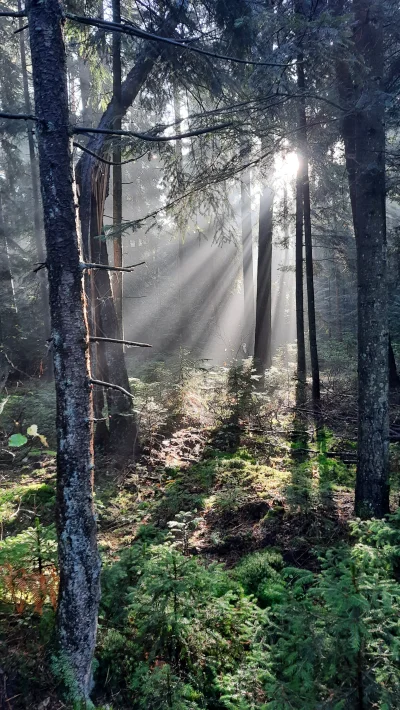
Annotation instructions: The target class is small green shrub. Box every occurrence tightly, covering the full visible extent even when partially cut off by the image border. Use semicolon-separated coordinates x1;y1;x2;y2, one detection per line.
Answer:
98;541;262;707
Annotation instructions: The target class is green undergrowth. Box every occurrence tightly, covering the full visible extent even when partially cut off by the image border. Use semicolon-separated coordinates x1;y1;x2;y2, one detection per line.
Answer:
1;358;400;708
95;513;400;709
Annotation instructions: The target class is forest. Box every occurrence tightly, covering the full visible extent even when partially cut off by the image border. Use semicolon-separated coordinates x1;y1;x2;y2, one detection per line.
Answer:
0;0;400;707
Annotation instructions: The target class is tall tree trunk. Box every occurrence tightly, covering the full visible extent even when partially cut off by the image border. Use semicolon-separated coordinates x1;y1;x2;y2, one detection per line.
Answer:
254;187;273;377
173;82;184;346
296;29;320;405
112;0;123;337
0;193;19;357
75;9;181;452
353;0;389;517
295;166;306;388
240;145;255;356
27;0;100;699
18;0;51;356
333;0;398;393
335;268;343;341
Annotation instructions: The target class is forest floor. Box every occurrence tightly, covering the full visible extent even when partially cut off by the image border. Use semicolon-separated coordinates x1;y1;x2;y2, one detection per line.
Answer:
1;360;400;708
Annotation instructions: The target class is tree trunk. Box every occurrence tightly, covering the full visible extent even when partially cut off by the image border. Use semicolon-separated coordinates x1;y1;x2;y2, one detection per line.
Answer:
112;0;123;337
296;34;320;406
353;0;389;518
295;166;306;387
75;9;181;452
254;186;273;377
27;0;100;699
240;147;255;356
0;193;19;357
18;0;51;357
334;0;398;394
173;82;185;346
389;335;400;389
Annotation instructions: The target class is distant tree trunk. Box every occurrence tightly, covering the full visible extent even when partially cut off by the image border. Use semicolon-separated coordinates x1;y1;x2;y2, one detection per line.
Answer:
295;166;306;388
173;82;184;346
352;0;389;517
27;0;100;699
0;193;19;357
335;268;343;341
18;0;51;356
240;145;255;356
112;0;123;337
296;33;320;406
254;187;273;377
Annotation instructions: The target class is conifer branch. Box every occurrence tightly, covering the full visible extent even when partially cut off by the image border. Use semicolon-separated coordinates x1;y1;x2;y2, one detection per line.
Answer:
65;13;291;67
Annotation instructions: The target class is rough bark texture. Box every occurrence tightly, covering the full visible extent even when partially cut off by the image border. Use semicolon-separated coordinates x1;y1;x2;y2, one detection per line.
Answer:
334;0;398;394
254;187;273;376
240;148;255;356
389;336;400;388
26;0;100;698
353;0;389;517
112;0;123;336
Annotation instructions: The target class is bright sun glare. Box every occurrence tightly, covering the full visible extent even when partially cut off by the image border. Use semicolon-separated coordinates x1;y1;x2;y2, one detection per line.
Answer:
274;151;299;181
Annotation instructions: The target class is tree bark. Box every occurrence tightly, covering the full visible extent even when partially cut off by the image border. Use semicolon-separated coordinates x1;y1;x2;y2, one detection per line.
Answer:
353;0;389;517
112;0;123;337
389;335;400;389
26;0;100;699
334;0;398;393
254;186;273;376
296;32;320;406
18;0;51;358
240;144;255;356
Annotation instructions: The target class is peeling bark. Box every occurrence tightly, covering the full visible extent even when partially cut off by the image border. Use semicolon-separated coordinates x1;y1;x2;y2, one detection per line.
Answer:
26;0;100;698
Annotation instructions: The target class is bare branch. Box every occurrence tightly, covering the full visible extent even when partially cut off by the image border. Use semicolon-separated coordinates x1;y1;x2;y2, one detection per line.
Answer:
0;10;25;16
89;336;152;348
89;378;134;400
0;110;37;121
73;121;233;142
73;141;149;165
80;261;145;272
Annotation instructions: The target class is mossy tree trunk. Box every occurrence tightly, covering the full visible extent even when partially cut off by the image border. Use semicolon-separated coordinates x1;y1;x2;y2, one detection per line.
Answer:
27;0;100;698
